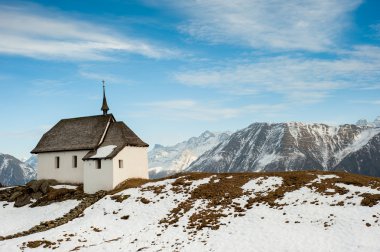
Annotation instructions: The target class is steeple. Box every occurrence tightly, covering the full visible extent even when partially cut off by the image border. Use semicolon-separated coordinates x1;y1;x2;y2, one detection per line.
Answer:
101;80;109;115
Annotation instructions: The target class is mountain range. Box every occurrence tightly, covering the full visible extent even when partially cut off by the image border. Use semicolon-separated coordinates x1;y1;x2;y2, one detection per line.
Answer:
0;153;36;186
187;122;380;177
2;117;380;185
356;116;380;128
148;131;230;178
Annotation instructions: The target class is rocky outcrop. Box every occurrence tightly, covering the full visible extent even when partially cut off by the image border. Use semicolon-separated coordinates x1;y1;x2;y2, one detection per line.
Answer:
0;180;59;207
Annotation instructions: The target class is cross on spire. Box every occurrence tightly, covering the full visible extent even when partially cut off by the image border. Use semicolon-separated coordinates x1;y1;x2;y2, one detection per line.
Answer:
101;80;109;115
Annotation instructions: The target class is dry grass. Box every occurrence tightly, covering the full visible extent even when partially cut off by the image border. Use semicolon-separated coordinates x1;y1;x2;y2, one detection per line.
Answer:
24;240;55;249
109;178;150;195
155;171;380;233
110;194;130;203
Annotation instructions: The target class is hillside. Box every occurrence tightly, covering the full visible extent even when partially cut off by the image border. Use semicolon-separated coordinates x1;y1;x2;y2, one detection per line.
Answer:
1;171;380;251
188;123;380;176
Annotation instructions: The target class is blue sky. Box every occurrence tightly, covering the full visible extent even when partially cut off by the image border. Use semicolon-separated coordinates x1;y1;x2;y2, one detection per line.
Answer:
0;0;379;159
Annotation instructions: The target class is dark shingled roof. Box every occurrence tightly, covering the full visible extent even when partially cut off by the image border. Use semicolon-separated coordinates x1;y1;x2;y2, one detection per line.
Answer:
31;114;148;157
83;122;149;160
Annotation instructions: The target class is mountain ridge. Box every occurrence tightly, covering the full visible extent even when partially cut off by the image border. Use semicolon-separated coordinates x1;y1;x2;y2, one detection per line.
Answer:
187;122;380;176
148;130;231;178
0;153;36;186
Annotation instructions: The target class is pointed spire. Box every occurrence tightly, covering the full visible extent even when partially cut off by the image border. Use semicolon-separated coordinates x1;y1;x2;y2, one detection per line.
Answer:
101;80;109;115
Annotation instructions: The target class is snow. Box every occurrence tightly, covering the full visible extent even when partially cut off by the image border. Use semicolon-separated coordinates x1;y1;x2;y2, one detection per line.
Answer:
90;145;117;159
335;183;380;195
0;186;14;191
310;174;340;184
0;157;9;173
334;128;380;164
148;131;230;177
242;176;283;194
257;153;278;168
51;185;78;190
1;175;380;251
0;200;79;237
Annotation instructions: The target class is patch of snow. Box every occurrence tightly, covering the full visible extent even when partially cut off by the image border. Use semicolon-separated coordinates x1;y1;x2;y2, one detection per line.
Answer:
91;145;117;159
257;153;278;168
0;186;14;191
242;176;283;194
0;157;9;173
51;185;78;190
310;174;340;184
335;183;380;195
189;177;212;191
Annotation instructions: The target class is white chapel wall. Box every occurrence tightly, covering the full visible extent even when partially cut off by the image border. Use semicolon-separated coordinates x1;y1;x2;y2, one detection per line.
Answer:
112;146;149;188
83;159;114;194
37;150;88;184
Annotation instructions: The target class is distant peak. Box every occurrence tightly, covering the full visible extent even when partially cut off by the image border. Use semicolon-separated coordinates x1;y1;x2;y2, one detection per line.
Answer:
153;144;164;149
200;130;214;138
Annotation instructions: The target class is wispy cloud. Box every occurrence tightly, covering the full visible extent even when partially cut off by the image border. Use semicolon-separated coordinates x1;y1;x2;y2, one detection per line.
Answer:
351;100;380;105
78;69;133;85
157;0;362;52
174;46;380;103
136;99;287;121
371;23;380;38
0;125;50;139
0;3;177;61
29;79;72;96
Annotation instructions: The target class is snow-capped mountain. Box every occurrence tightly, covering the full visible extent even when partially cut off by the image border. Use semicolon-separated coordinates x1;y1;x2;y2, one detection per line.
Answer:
374;116;380;127
356;116;380;128
24;154;37;168
0;153;36;186
148;131;231;178
187;122;380;177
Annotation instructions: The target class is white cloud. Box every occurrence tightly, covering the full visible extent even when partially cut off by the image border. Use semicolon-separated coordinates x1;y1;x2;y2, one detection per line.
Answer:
0;4;177;60
159;0;362;52
351;100;380;105
175;46;380;103
371;23;380;38
78;70;133;85
138;99;287;121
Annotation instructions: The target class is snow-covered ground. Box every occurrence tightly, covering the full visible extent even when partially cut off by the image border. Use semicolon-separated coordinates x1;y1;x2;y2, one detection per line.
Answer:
1;172;380;251
0;200;79;237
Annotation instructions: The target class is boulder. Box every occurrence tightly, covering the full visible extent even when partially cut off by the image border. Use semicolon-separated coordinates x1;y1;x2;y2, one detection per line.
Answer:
14;194;31;207
40;181;51;194
31;192;43;200
9;191;23;202
28;180;44;193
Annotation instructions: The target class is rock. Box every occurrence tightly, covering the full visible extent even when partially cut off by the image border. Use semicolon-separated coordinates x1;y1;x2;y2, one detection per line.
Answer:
40;181;51;194
28;180;44;193
14;194;31;207
9;191;23;202
31;192;43;200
